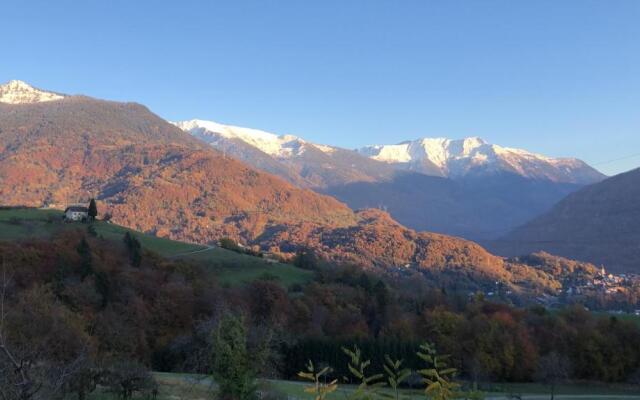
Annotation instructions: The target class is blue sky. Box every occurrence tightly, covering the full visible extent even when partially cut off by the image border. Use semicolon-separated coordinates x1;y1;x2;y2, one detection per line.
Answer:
2;0;639;175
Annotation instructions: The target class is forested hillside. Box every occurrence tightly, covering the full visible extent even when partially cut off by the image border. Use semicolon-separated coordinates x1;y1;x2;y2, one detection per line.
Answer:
2;227;640;399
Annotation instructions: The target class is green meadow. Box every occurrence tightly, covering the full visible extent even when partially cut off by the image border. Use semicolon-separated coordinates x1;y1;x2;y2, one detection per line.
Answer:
0;207;312;288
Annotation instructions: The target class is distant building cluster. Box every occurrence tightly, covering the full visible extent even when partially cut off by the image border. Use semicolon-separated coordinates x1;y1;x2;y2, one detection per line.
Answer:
564;266;637;296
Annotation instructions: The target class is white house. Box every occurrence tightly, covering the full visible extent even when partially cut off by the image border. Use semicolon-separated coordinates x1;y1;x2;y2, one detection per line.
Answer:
64;205;89;222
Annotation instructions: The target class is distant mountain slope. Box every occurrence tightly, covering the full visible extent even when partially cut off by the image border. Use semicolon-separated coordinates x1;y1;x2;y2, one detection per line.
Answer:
325;172;582;241
176;118;601;240
491;168;640;272
358;137;604;184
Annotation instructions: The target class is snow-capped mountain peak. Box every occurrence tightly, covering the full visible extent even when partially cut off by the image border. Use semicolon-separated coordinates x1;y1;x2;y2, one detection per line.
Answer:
174;118;603;184
173;119;335;158
358;137;603;183
0;80;65;104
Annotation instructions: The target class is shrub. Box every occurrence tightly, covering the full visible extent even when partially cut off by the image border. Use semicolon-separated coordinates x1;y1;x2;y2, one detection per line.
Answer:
102;360;157;400
219;237;242;253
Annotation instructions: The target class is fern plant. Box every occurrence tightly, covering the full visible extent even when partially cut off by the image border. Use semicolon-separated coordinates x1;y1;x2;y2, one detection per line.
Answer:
382;355;410;400
416;343;460;400
298;360;338;400
342;346;385;400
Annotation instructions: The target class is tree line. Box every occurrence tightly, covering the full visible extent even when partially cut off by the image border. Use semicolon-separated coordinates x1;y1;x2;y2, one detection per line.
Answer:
1;229;640;399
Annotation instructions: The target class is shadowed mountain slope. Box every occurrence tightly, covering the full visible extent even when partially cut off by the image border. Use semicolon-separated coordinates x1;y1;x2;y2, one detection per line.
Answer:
490;168;640;272
325;172;582;240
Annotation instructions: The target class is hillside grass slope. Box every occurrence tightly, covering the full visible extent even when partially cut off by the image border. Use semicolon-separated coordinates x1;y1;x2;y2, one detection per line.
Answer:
0;207;313;287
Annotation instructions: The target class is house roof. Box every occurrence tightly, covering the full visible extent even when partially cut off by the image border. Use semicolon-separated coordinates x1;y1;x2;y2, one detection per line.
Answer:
64;206;88;213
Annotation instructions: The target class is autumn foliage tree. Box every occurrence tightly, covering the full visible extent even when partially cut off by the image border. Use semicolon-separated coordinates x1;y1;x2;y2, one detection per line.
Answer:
1;228;640;393
535;352;571;400
0;280;93;400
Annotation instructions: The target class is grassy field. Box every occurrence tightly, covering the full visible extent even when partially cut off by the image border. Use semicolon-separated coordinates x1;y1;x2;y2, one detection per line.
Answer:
269;380;640;399
0;207;312;288
181;248;313;288
0;207;203;255
593;312;640;327
85;372;640;400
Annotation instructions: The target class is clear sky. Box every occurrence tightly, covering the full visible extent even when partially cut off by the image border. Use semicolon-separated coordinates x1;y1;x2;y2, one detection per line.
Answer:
2;0;639;175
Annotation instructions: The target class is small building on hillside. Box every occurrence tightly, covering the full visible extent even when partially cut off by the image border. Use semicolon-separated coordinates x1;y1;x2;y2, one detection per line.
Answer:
64;205;89;222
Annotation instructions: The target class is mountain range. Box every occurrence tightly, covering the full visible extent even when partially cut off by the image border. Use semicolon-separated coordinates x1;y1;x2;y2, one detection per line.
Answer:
175;119;605;240
173;119;396;188
0;80;524;280
2;79;636;277
357;137;603;184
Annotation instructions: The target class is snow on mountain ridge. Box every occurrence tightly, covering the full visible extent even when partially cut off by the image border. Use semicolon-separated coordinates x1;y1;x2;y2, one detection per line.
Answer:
357;137;602;183
360;137;548;166
0;80;65;104
173;119;336;158
174;119;604;184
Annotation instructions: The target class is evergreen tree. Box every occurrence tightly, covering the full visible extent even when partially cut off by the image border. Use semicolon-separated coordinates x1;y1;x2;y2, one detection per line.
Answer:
374;280;390;309
123;232;142;268
219;237;241;252
53;259;70;299
88;198;98;221
358;273;373;293
211;314;257;400
94;270;111;309
76;237;93;279
294;247;319;270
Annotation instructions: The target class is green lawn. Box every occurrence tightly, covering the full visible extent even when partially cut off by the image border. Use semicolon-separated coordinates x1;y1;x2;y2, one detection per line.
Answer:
0;207;203;255
85;373;640;400
483;382;640;396
593;312;640;327
181;248;313;287
0;207;312;288
0;207;63;239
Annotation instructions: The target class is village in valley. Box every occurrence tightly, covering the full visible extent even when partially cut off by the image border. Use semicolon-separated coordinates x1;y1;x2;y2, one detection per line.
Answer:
383;254;640;314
